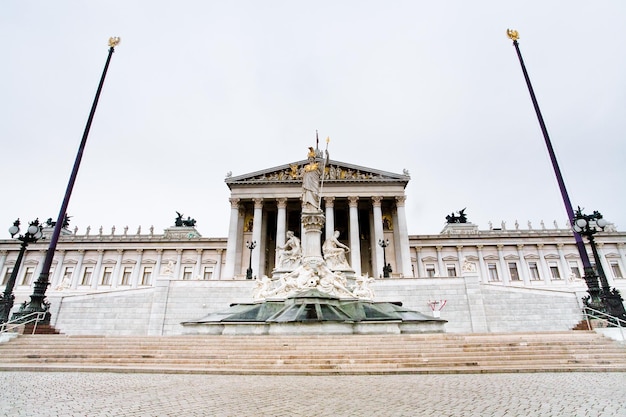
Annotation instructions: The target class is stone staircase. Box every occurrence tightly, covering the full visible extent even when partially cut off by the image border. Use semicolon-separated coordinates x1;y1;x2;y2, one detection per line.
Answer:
0;331;625;374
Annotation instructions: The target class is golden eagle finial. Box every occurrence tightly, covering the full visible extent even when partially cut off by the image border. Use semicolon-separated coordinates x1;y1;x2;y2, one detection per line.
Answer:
108;37;121;48
307;146;315;158
506;29;519;41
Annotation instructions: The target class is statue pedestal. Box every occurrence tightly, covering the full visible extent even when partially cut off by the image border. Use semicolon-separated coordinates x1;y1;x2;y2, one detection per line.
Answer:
440;223;478;235
163;227;201;239
301;209;325;262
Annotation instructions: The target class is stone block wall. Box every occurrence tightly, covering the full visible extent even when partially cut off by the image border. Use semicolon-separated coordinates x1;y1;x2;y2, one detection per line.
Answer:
49;276;584;336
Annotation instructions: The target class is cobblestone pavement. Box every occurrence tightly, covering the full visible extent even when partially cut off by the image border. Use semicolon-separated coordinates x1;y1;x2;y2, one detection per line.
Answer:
0;372;625;416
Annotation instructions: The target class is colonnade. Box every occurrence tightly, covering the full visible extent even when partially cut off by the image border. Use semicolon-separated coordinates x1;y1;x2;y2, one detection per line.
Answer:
223;195;413;279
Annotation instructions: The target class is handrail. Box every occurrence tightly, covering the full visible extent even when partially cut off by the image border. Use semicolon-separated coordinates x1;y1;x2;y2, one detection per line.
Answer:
583;306;626;341
0;311;47;335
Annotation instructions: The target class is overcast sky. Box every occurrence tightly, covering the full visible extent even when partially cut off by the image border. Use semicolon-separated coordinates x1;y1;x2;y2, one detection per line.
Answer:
1;1;624;239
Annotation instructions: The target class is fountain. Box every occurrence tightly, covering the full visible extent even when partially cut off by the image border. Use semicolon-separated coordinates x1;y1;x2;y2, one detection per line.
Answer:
182;146;446;335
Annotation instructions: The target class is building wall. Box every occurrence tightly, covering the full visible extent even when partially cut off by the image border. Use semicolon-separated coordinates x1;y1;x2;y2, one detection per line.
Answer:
46;276;585;336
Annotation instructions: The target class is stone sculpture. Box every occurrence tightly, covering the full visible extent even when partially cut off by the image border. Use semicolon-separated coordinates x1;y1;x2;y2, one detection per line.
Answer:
322;230;351;269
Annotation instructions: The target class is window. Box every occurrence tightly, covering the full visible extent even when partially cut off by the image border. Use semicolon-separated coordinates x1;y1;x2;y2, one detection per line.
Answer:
120;267;132;286
141;267;153;286
203;267;213;280
2;268;13;286
548;262;561;280
81;267;93;286
488;263;499;282
611;262;623;279
425;264;436;278
183;267;193;280
569;261;581;279
101;267;113;285
446;265;457;277
21;267;35;286
508;262;520;281
529;262;541;281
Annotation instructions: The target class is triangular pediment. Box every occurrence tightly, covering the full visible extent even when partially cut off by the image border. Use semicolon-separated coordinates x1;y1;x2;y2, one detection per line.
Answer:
225;159;409;189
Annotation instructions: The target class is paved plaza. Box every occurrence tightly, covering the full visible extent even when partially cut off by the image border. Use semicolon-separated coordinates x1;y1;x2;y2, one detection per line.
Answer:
0;371;625;416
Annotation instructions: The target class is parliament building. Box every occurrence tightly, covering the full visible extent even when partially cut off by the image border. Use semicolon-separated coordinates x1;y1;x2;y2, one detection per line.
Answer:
1;150;625;335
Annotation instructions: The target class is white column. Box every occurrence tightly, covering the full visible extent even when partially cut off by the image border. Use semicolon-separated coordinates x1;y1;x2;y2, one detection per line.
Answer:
214;248;223;280
348;196;361;276
477;245;488;283
596;242;615;287
223;198;241;279
517;244;530;286
536;244;551;284
0;251;6;283
496;244;510;285
32;249;46;285
50;250;66;289
436;246;444;277
324;197;335;239
414;247;423;277
371;196;384;278
70;250;85;289
91;249;104;290
456;246;464;277
194;249;203;279
173;249;183;279
112;249;124;288
395;196;413;277
154;249;163;280
251;198;263;279
556;243;570;283
275;198;287;265
131;249;144;288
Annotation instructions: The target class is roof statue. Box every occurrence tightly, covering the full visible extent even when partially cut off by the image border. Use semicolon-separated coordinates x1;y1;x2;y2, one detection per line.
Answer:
446;208;468;224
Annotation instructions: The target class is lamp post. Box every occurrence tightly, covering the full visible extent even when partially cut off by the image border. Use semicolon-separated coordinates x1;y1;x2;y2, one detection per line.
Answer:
572;208;626;321
246;241;257;280
506;29;603;310
0;219;43;324
378;239;391;278
12;37;120;324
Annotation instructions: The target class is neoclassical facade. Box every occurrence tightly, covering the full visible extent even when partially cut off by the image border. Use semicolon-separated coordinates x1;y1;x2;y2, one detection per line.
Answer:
1;153;625;313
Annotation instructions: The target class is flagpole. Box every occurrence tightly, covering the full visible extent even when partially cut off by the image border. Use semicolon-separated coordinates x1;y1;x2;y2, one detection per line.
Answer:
506;29;601;305
13;37;121;324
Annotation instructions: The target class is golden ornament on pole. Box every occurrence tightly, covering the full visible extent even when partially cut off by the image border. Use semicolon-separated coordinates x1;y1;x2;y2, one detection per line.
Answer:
506;29;519;41
108;37;121;48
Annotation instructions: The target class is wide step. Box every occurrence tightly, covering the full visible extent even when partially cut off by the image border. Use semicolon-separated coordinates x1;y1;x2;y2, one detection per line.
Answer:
0;331;625;374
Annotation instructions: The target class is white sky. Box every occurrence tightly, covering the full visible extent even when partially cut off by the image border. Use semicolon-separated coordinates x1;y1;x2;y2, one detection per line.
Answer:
1;1;624;239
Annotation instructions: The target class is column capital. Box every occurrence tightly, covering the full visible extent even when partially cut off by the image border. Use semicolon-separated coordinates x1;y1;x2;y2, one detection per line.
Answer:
136;248;144;254
436;246;443;252
476;245;484;250
253;198;264;208
276;198;288;209
216;248;224;254
116;249;124;254
395;195;407;206
229;198;240;208
536;243;544;249
176;248;183;254
456;245;464;250
348;196;359;207
155;248;164;254
371;196;383;207
97;249;105;254
556;243;564;249
77;249;85;254
196;248;204;254
323;196;335;207
496;244;504;250
516;244;524;249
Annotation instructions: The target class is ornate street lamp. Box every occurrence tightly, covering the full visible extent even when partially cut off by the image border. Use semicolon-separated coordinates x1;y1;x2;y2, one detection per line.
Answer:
378;239;391;278
12;37;120;324
0;219;43;324
572;208;626;321
246;241;257;280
